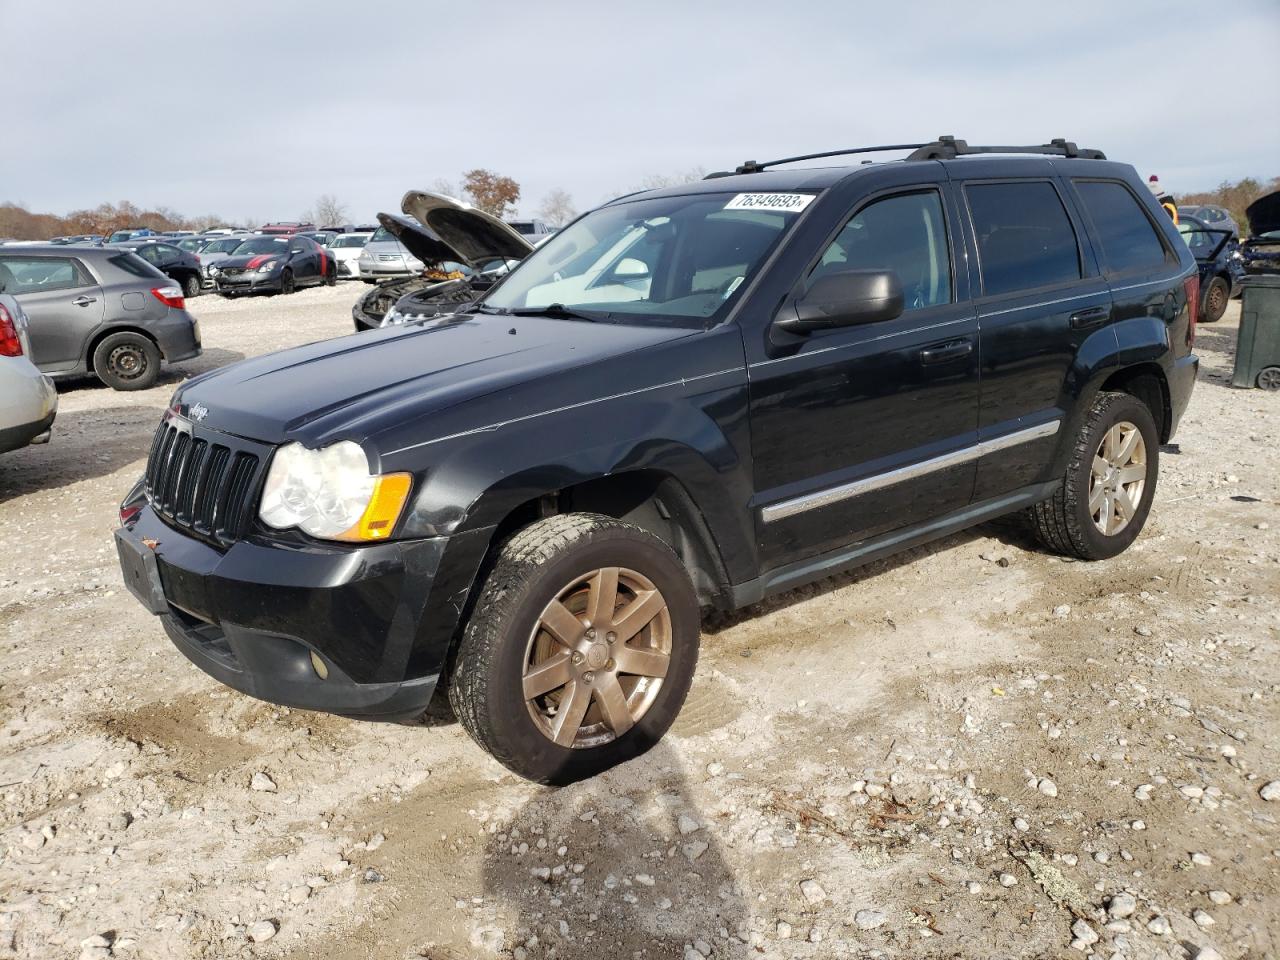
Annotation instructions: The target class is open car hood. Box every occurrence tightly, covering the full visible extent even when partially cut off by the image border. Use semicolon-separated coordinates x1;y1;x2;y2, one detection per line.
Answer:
385;190;533;267
1246;191;1280;237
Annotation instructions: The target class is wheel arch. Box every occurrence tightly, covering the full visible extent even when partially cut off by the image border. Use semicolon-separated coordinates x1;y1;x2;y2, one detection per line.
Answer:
86;324;163;366
1097;363;1172;442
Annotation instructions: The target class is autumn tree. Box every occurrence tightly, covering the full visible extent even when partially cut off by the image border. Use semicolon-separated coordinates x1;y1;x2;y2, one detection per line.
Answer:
537;189;577;227
462;169;521;218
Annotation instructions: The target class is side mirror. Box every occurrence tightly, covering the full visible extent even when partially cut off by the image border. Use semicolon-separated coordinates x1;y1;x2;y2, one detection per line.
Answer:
614;257;649;277
775;268;904;333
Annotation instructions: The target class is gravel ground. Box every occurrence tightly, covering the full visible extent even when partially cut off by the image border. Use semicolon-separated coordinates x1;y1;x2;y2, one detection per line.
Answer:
0;287;1277;960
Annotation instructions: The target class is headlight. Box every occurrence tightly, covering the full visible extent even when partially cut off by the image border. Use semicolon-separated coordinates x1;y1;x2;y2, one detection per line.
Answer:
257;260;278;273
258;440;412;542
208;265;220;276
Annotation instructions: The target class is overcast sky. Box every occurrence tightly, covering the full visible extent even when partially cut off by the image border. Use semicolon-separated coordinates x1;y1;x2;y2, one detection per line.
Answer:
3;1;1277;224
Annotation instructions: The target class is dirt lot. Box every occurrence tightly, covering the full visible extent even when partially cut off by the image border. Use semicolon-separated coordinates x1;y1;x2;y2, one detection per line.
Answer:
1;286;1276;960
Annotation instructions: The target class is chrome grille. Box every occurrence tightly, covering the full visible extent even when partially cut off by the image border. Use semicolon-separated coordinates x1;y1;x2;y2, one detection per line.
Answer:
144;417;265;547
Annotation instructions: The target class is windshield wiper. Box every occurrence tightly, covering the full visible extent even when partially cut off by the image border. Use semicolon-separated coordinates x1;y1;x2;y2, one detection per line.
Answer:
507;303;603;322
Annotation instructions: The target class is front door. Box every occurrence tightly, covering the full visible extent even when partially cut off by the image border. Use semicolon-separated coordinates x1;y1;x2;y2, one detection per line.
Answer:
748;184;980;570
0;254;104;373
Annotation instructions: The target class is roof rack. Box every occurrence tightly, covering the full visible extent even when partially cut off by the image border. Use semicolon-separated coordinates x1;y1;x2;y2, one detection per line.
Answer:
710;136;1105;177
906;136;1106;161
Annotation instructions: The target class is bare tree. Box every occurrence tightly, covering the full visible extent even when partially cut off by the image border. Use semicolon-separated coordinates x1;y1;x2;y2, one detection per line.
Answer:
429;178;460;201
637;167;707;192
462;169;521;218
536;189;577;227
313;194;349;227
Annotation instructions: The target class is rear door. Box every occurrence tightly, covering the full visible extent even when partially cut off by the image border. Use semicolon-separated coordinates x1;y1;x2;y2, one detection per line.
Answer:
0;254;105;372
1070;178;1187;336
955;174;1112;500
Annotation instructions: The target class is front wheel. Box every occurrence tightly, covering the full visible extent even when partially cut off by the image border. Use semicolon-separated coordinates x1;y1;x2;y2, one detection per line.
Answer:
449;514;700;785
1025;392;1159;560
1201;276;1229;323
279;269;295;295
181;274;201;299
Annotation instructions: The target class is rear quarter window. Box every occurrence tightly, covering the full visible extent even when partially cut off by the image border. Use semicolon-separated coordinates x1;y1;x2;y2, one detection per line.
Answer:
966;181;1082;297
1073;180;1170;275
109;253;167;280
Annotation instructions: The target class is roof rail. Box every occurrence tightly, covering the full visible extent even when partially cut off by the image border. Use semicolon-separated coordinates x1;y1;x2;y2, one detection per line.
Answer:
708;136;1105;178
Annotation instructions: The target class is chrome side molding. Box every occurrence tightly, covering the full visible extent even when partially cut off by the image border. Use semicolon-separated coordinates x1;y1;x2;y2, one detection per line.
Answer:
761;420;1061;523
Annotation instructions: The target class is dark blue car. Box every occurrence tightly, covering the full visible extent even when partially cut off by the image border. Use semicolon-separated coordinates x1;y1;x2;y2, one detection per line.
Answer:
1178;214;1243;322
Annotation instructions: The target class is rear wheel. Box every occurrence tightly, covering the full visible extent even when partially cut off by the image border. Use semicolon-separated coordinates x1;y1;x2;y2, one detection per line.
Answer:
324;262;337;286
1026;392;1159;560
1201;276;1229;323
450;514;700;785
93;331;161;391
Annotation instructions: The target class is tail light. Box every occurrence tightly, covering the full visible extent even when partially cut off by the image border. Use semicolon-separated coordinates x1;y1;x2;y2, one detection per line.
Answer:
151;285;185;309
0;303;23;357
1182;274;1200;347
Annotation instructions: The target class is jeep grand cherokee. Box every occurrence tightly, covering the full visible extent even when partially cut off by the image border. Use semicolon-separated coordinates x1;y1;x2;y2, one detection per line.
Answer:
116;137;1199;784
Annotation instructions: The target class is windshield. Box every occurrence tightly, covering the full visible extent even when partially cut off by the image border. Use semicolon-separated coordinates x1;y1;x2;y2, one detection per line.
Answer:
232;237;290;255
509;222;537;235
369;226;405;244
331;234;369;248
205;238;244;253
177;238;208;252
482;192;809;324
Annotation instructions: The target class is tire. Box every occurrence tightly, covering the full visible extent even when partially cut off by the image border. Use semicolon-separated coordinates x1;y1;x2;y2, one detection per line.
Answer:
449;513;700;785
1201;276;1229;323
324;262;337;286
92;331;161;391
1025;392;1159;561
279;269;295;295
181;273;201;299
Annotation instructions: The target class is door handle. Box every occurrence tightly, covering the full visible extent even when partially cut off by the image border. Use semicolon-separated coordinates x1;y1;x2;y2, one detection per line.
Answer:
72;296;97;307
1069;306;1111;329
919;340;973;364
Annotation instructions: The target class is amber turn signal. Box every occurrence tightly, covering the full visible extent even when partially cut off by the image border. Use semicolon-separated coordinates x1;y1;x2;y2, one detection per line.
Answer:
334;473;413;542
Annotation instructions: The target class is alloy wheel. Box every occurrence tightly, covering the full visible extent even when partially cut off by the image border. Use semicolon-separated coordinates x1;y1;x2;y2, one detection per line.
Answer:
523;566;671;749
1089;420;1147;535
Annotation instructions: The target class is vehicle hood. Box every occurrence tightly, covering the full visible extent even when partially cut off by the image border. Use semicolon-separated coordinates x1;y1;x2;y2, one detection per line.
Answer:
216;253;286;271
1246;191;1280;237
379;190;533;268
173;312;696;450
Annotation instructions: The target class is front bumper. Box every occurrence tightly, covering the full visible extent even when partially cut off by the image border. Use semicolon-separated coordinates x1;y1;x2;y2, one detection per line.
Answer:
115;504;450;720
215;272;282;295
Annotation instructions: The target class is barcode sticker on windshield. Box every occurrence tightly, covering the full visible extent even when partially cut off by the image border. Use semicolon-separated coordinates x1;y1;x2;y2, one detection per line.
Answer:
724;193;814;213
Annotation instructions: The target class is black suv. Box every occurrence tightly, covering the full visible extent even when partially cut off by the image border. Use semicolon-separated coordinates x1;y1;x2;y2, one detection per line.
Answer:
116;138;1199;784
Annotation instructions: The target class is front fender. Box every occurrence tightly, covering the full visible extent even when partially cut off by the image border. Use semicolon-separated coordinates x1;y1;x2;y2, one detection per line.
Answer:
397;383;757;584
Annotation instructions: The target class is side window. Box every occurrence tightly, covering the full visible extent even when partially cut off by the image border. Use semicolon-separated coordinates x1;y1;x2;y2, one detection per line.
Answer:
0;256;91;293
136;245;162;265
966;181;1082;296
1074;180;1169;275
811;190;952;311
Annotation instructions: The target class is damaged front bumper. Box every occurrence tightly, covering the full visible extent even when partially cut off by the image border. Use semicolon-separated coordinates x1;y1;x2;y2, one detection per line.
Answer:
115;497;461;721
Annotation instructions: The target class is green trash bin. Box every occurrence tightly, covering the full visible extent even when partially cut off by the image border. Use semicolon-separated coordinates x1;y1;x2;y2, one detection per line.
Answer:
1231;274;1280;390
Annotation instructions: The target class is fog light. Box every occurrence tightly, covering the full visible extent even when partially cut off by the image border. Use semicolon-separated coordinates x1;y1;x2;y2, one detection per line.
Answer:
310;651;329;680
